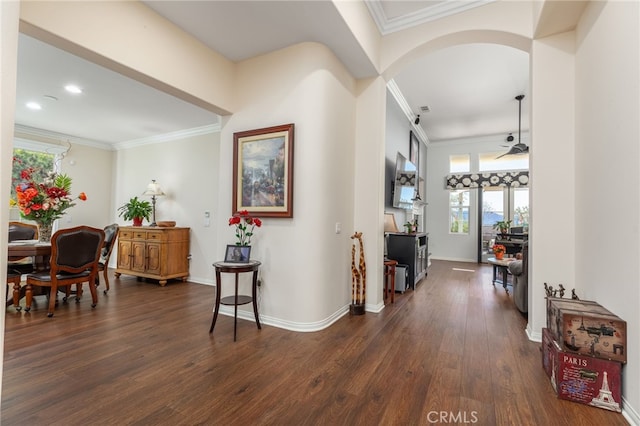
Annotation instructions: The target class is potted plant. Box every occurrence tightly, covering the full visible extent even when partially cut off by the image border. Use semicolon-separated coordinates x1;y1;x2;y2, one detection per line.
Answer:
118;196;152;226
493;220;512;234
492;244;506;260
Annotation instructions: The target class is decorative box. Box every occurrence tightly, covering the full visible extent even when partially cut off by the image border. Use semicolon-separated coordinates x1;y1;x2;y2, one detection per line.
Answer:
546;298;626;364
546;297;612;333
542;327;561;379
542;328;622;413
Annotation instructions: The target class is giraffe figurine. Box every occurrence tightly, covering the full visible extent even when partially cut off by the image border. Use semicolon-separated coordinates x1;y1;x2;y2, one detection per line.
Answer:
350;242;361;308
350;232;366;315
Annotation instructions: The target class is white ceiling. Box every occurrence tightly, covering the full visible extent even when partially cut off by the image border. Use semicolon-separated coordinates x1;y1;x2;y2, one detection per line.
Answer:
14;0;529;148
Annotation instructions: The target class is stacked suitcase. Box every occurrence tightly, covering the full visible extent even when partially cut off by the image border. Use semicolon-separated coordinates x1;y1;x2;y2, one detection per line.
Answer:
542;297;626;413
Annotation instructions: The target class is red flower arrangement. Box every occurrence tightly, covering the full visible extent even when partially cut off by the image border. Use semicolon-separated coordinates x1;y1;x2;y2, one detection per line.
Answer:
228;210;262;246
13;167;86;225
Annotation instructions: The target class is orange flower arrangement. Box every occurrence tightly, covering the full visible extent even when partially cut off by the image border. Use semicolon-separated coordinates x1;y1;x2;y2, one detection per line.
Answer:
13;167;86;225
493;244;506;256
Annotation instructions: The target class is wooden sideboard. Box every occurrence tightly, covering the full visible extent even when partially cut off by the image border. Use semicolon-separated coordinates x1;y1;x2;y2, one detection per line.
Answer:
115;226;190;286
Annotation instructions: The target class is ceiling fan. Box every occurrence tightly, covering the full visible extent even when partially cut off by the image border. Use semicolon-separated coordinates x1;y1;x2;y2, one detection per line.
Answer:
496;94;528;159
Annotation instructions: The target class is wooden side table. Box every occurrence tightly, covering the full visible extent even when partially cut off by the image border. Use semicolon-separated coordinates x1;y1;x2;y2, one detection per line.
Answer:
383;259;397;304
210;260;262;341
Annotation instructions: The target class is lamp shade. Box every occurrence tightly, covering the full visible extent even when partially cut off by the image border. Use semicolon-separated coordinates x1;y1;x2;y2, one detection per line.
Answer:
142;180;165;197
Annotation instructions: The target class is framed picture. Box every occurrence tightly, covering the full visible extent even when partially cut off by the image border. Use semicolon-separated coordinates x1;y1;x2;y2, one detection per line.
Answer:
409;130;419;167
224;245;252;263
233;123;294;217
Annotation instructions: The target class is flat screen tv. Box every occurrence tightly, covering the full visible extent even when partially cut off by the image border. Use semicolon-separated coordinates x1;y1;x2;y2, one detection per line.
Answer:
392;152;416;209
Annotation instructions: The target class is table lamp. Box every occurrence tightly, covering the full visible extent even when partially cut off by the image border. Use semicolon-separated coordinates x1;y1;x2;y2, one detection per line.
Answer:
142;179;165;226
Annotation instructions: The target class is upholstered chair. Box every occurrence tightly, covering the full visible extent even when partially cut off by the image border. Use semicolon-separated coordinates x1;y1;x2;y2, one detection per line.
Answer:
25;226;105;317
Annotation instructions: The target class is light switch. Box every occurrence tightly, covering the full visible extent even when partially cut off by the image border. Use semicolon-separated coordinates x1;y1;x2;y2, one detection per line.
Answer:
204;211;210;227
335;222;341;234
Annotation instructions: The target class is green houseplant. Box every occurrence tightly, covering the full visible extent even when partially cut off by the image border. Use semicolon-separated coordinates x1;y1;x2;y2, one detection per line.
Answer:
118;196;152;226
493;220;512;234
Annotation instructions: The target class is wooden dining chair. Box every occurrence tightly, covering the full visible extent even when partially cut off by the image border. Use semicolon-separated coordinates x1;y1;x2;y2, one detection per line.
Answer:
8;221;39;274
6;270;22;308
24;225;105;317
96;223;119;294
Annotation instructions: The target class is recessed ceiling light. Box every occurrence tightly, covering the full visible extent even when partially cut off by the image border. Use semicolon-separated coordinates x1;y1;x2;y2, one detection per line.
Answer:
65;84;82;94
26;102;42;110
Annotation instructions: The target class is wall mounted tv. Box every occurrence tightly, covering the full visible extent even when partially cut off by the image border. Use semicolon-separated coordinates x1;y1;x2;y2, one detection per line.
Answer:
392;152;416;209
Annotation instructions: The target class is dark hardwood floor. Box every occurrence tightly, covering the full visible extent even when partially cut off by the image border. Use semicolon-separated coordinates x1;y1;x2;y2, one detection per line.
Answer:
2;260;629;425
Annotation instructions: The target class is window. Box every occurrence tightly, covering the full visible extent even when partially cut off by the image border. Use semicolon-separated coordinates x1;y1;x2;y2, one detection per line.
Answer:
478;151;528;171
449;190;470;234
449;154;470;173
11;149;56;199
10;149;56;220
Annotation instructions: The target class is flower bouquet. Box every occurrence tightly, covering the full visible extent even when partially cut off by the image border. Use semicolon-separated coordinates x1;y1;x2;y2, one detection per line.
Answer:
492;244;506;259
228;210;262;246
13;167;86;241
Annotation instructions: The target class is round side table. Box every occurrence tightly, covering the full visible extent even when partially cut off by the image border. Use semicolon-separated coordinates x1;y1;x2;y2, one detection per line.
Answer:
210;260;262;341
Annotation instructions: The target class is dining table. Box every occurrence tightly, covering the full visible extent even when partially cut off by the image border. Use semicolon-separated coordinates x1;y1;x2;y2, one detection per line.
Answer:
8;240;52;271
7;240;52;308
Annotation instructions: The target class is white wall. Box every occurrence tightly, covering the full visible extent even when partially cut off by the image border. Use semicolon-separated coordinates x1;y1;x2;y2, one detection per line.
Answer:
425;134;529;262
384;91;413;229
114;132;220;284
57;144;114;230
575;0;640;418
528;31;576;341
217;42;358;327
0;0;20;398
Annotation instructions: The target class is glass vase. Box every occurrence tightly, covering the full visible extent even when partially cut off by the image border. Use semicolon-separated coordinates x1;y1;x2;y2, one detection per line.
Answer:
37;221;53;243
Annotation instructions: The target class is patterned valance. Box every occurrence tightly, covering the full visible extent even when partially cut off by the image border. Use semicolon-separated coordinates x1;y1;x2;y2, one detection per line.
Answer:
445;171;529;189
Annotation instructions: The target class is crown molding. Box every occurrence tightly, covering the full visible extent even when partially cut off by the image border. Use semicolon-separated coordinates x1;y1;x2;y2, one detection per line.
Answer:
112;123;221;151
366;0;495;35
387;79;429;145
13;123;221;152
14;124;113;151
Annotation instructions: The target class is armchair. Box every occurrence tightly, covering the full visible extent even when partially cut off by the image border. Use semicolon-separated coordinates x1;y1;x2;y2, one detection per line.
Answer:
25;226;105;317
507;241;528;313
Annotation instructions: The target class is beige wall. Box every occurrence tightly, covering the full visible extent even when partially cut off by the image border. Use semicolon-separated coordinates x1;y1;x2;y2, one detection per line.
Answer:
114;132;220;284
220;42;359;325
575;0;640;413
528;31;577;339
0;0;20;399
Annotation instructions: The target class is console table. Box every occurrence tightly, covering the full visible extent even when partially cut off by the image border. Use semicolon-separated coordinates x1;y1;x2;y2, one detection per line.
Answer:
210;260;262;341
386;232;429;289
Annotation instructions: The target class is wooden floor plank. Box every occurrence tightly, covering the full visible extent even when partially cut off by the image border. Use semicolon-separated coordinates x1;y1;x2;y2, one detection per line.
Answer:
2;261;630;425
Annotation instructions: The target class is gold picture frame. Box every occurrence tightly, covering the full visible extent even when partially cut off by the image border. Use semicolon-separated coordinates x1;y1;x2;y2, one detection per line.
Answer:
232;124;294;218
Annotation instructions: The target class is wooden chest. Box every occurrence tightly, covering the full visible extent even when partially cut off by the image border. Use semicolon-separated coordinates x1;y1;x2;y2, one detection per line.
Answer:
546;298;627;364
542;328;622;413
115;226;190;286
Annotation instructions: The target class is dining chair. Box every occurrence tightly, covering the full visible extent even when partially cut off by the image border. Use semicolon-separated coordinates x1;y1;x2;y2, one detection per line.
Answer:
24;225;105;317
6;270;22;308
96;223;119;294
8;221;39;274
